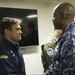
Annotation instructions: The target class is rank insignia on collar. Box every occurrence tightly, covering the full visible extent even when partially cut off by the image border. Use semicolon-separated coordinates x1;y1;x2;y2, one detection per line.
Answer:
10;50;15;57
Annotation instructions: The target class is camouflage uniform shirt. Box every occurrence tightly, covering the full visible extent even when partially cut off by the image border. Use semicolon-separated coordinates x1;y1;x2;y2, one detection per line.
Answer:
44;22;75;75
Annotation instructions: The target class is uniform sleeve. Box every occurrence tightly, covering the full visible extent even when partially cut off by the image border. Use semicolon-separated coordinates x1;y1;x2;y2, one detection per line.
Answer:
0;59;10;75
0;54;24;75
41;33;58;72
44;33;57;51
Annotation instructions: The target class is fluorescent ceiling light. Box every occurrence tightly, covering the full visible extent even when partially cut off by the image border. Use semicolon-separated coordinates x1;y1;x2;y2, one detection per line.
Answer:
26;14;37;18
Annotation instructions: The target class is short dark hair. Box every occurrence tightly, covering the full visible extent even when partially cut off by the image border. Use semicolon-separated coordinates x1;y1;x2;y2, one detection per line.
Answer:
55;2;75;16
0;17;22;35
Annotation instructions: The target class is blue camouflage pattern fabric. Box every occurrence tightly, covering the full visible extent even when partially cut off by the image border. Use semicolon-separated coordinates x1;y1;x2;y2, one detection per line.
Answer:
43;22;75;75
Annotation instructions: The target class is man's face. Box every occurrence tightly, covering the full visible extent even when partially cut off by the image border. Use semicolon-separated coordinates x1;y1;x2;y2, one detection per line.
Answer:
8;23;22;43
52;8;63;29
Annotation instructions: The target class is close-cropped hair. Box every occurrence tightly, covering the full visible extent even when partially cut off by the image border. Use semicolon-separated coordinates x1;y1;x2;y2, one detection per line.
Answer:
58;2;75;15
0;17;22;35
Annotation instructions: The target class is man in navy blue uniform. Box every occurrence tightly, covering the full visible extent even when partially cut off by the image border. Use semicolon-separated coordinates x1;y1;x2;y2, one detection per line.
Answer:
0;17;26;75
43;2;75;75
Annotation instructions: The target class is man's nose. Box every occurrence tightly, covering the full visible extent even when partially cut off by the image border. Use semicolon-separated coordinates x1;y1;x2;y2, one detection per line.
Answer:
52;17;55;22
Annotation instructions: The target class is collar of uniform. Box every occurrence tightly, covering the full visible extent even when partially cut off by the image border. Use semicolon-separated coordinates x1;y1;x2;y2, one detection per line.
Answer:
2;38;20;51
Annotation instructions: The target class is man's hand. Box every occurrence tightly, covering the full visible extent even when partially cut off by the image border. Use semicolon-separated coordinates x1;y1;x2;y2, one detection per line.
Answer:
53;29;63;38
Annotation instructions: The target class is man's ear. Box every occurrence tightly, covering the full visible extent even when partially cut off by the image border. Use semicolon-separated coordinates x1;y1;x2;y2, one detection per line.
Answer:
61;14;67;19
4;29;10;35
61;14;67;22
